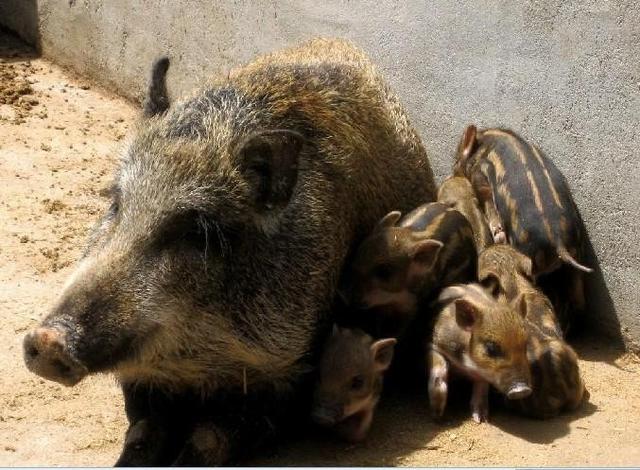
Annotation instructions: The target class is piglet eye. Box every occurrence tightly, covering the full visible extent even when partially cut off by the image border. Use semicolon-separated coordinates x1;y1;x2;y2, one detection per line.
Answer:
351;375;365;390
484;341;503;358
373;264;392;281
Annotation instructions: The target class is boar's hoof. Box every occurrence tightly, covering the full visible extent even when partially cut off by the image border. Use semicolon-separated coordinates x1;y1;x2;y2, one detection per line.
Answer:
172;422;230;466
114;419;172;467
23;327;88;386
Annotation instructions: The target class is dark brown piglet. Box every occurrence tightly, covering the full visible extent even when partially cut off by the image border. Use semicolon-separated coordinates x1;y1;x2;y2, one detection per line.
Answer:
428;284;531;423
453;125;592;311
312;325;396;442
349;202;477;337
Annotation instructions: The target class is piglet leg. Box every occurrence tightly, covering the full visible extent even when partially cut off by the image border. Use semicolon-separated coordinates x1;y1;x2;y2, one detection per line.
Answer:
470;380;489;423
428;349;449;419
484;202;507;244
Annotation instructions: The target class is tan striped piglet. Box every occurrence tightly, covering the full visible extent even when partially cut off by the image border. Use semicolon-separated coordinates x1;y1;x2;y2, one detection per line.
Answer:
477;244;588;418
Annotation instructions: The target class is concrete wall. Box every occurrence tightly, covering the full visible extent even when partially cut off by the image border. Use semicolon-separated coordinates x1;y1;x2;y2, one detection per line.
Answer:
2;0;638;350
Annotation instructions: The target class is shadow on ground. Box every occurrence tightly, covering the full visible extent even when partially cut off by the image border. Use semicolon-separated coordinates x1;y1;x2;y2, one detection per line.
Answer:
490;400;598;445
252;372;599;466
0;28;39;61
580;227;627;355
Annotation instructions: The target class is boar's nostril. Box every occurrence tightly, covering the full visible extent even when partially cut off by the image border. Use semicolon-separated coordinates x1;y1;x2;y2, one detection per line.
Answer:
26;345;40;359
23;327;88;386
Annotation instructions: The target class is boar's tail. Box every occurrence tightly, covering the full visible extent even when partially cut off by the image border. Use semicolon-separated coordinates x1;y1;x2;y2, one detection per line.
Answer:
143;56;171;118
557;245;593;273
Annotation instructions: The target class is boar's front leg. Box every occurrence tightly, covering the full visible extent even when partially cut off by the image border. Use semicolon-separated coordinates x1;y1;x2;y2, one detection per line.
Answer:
428;349;449;420
116;418;171;467
470;380;489;423
115;384;189;466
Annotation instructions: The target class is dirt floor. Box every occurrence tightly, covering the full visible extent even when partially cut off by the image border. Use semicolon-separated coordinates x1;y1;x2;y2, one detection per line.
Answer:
1;33;639;467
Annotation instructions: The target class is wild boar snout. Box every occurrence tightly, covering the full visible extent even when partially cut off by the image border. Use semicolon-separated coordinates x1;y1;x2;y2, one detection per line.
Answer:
23;326;88;386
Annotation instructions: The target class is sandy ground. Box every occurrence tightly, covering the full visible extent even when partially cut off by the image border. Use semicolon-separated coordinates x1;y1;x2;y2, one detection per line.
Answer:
1;33;639;467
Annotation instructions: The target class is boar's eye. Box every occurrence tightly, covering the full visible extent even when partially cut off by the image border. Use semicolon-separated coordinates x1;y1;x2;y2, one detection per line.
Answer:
108;200;119;216
350;375;365;391
104;185;121;217
373;264;393;281
156;210;218;252
484;341;503;358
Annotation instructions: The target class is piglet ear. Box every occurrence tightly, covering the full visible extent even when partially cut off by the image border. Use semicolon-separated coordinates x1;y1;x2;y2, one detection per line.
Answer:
376;211;402;230
477;265;504;297
371;338;397;372
411;239;443;271
460;125;478;159
453;299;479;331
237;129;305;213
438;285;484;331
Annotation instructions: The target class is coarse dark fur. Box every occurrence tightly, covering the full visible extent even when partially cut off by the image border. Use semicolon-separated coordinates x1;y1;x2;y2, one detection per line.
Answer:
23;38;436;465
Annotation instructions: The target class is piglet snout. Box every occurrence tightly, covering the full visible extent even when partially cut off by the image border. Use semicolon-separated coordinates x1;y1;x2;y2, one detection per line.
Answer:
506;382;532;400
311;405;342;426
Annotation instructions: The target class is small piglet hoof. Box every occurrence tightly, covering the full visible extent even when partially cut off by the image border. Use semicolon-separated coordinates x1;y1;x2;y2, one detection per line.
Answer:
472;409;488;424
493;228;507;244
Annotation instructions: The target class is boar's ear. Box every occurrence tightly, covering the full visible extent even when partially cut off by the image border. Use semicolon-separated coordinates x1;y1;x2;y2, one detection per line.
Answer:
410;239;443;271
376;211;402;230
459;125;478;160
143;57;171;118
237;129;305;212
371;338;397;372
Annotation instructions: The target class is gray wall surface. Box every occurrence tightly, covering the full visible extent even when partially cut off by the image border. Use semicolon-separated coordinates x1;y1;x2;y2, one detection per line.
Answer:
2;0;639;350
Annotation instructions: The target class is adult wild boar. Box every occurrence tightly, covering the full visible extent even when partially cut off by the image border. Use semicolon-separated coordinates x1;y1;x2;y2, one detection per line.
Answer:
23;38;436;465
